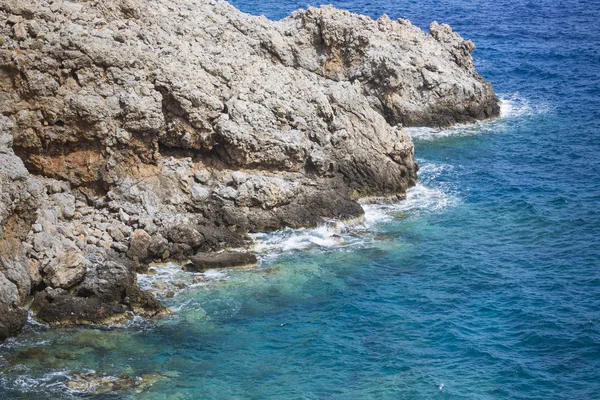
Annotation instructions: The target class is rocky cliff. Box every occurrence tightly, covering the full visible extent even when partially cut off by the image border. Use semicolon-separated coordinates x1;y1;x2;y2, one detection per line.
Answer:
0;0;499;339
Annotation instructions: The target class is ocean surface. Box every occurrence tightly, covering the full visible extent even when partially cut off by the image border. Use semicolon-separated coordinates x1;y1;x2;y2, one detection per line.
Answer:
2;0;600;398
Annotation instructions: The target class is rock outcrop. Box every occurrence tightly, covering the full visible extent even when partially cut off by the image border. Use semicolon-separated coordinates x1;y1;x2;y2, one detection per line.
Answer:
185;251;258;272
0;0;499;338
0;116;38;340
0;116;165;335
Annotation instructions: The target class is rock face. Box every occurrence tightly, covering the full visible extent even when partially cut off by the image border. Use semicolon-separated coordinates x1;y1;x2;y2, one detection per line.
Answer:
0;116;37;340
0;115;165;333
0;0;499;338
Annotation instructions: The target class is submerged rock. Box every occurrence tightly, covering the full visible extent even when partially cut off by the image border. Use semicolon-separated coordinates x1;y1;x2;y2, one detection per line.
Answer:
65;372;162;394
0;0;498;338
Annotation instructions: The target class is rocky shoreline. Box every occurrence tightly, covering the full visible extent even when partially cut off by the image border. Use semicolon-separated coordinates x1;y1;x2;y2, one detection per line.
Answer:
0;0;498;340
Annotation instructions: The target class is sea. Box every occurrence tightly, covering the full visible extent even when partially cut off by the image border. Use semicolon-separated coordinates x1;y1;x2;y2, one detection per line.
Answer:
1;0;599;398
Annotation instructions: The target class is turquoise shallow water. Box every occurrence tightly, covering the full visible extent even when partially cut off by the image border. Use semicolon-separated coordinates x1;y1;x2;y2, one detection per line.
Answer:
2;0;600;398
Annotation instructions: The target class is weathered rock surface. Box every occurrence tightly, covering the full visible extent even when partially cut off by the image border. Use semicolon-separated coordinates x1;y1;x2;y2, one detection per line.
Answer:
0;116;38;340
0;0;499;338
185;251;258;272
0;115;165;331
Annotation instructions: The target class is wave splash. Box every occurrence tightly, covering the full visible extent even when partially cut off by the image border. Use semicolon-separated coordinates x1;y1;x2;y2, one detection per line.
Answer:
363;183;457;219
137;262;229;300
138;159;456;299
406;94;548;141
252;164;458;258
0;369;77;398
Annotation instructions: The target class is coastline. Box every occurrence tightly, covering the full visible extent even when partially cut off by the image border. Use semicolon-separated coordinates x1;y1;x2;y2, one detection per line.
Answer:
3;0;599;397
0;0;498;340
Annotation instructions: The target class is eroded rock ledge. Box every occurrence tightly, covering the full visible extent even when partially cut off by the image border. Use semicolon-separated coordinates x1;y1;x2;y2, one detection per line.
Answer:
0;0;499;339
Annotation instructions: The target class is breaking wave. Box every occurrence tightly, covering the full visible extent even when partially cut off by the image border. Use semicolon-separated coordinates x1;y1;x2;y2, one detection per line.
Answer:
137;262;229;300
251;161;458;259
406;94;548;141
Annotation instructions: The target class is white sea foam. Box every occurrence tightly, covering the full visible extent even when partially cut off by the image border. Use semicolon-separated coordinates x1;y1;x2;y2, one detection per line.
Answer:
252;175;458;257
362;159;457;223
405;122;496;141
362;183;457;223
251;222;351;255
137;262;231;299
114;314;156;330
0;337;51;350
417;159;454;182
361;204;393;226
396;183;457;212
499;93;537;118
24;311;49;330
406;94;547;141
137;262;183;293
202;269;229;281
167;298;195;313
0;369;74;395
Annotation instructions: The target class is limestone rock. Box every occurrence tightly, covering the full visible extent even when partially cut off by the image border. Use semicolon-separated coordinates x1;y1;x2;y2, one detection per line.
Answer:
0;272;20;312
127;229;151;261
43;249;87;289
0;301;27;341
32;250;166;326
0;117;39;339
191;184;210;202
194;169;211;184
185;251;258;272
0;0;499;339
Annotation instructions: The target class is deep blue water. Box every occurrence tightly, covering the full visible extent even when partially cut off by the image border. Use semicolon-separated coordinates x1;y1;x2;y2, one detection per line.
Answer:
2;0;600;398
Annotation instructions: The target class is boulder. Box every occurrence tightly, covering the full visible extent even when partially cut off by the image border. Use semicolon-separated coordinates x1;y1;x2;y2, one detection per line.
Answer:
127;230;152;261
32;251;166;326
185;251;258;272
43;250;87;289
